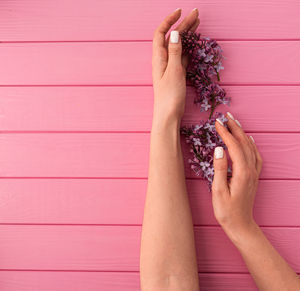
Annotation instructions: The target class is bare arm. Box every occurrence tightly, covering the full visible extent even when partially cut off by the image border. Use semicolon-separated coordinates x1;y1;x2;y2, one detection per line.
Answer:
212;113;300;291
140;8;200;291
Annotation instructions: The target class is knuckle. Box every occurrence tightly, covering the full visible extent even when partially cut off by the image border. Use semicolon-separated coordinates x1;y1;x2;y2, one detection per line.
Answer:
230;139;240;150
216;213;228;226
237;168;251;181
252;169;259;180
249;169;258;181
244;169;252;180
173;64;184;74
238;167;258;185
164;18;173;27
168;46;181;55
214;162;228;172
212;182;224;194
167;64;184;75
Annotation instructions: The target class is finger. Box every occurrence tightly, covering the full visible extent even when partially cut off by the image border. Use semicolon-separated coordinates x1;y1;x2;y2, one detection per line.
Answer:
167;30;182;68
152;9;182;82
212;146;229;196
226;112;256;165
182;18;200;68
248;135;263;175
175;8;199;32
153;8;181;50
165;8;199;46
215;118;247;174
189;18;200;32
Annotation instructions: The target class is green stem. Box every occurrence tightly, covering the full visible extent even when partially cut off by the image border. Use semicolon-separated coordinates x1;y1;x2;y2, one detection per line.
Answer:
209;95;216;119
192;145;203;162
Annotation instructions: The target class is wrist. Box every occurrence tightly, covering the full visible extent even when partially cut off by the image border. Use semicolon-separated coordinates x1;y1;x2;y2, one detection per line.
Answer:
222;220;260;247
151;113;181;134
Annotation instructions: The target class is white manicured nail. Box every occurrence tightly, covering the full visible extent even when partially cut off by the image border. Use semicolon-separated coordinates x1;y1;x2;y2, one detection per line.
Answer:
227;112;234;120
214;147;224;159
250;135;255;143
192;8;198;11
216;118;224;126
174;8;181;12
170;30;179;43
235;119;242;127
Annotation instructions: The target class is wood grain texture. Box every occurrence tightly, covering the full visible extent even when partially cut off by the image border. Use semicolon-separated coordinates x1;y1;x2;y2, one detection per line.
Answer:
0;225;299;273
0;179;299;226
0;271;258;291
1;41;300;85
1;86;299;132
0;133;299;179
0;0;299;290
0;0;299;41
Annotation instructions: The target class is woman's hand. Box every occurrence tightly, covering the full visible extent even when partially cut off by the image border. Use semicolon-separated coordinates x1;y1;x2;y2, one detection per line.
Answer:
152;8;199;126
212;114;300;291
212;113;263;240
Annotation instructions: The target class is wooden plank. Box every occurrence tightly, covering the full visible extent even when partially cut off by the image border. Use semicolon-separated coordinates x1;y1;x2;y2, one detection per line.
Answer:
0;42;299;85
0;225;299;273
0;271;257;291
0;179;299;226
1;86;299;132
0;0;299;41
0;133;299;179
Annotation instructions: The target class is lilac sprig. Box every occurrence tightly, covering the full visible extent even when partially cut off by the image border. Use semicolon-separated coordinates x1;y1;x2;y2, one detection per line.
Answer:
180;30;230;117
181;113;231;190
179;30;231;190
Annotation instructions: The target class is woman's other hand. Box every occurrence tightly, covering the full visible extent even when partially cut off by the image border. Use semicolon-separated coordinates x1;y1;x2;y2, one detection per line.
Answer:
152;8;199;126
212;113;263;240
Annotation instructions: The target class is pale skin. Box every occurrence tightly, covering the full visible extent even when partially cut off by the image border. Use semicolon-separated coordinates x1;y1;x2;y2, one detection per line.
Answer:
140;8;300;291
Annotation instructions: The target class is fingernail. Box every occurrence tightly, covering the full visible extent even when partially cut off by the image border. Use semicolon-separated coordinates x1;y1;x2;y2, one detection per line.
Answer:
192;8;198;12
227;112;234;120
250;135;255;143
214;147;224;159
174;8;181;12
235;119;242;127
170;30;179;43
216;118;224;126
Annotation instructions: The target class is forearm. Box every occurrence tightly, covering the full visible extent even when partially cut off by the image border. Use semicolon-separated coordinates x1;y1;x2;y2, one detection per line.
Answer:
140;115;199;290
226;222;300;291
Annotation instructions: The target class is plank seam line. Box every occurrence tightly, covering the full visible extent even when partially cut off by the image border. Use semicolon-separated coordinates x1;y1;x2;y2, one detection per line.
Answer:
0;223;298;228
0;131;300;134
1;84;300;87
1;39;300;44
0;269;297;275
0;177;298;181
0;269;246;274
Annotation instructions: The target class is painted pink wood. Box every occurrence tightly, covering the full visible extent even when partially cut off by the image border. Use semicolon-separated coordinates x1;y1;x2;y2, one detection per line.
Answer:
1;0;299;289
0;179;299;226
0;225;299;273
1;86;299;132
0;133;299;179
0;272;257;291
0;42;299;85
0;0;299;41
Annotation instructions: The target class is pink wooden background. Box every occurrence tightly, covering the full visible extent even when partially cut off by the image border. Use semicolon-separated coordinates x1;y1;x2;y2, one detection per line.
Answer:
0;0;300;290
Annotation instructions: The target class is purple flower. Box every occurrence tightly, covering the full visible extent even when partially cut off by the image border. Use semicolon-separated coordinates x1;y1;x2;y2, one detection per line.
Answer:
179;30;231;190
214;62;224;72
204;54;214;63
197;48;206;58
193;137;202;146
180;30;229;113
181;113;231;191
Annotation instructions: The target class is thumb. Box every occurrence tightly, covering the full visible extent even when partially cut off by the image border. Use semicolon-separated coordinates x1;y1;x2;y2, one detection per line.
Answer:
167;30;182;68
212;146;229;194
